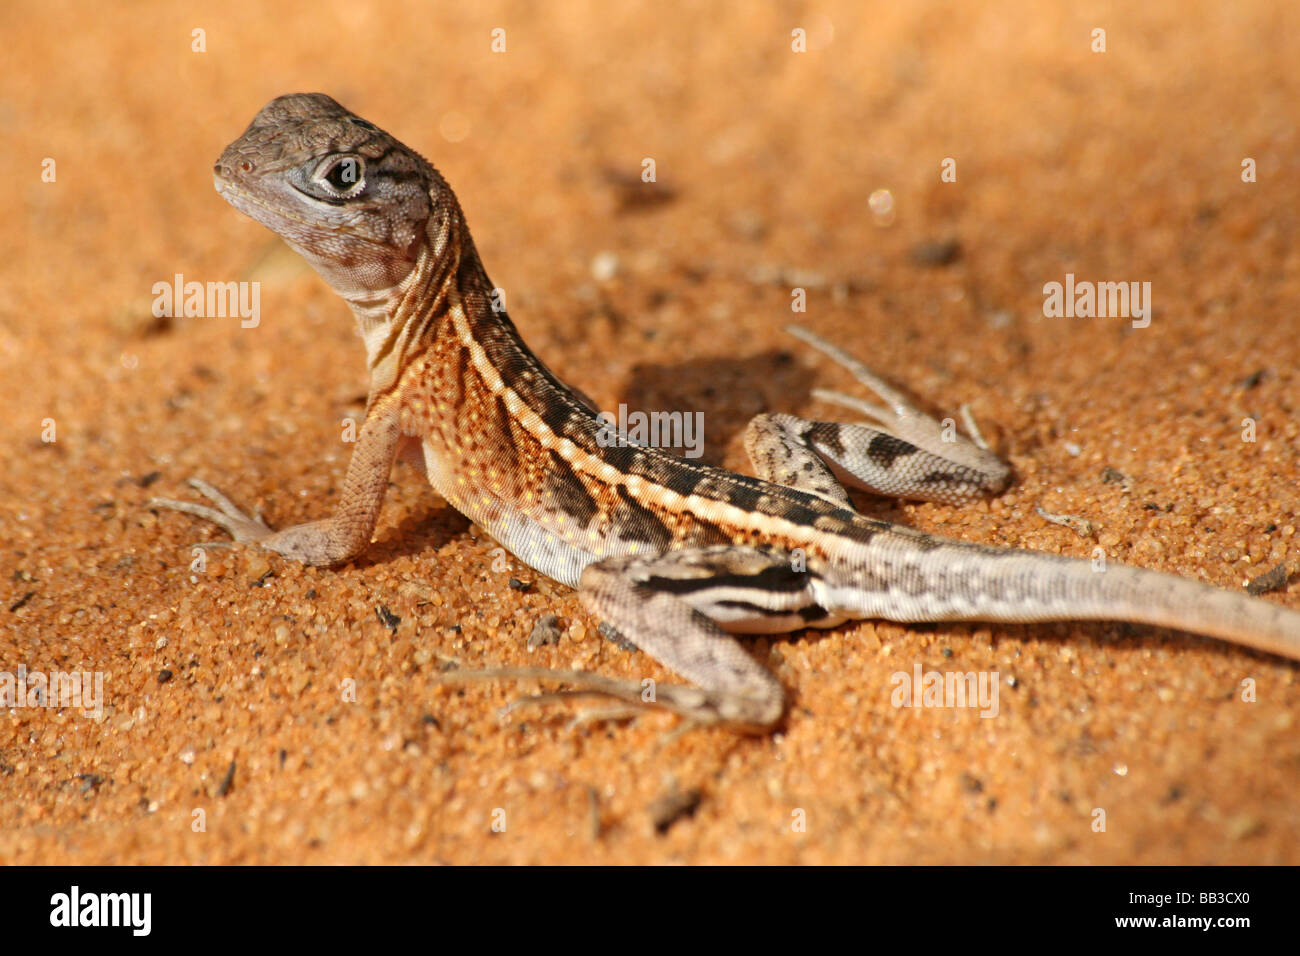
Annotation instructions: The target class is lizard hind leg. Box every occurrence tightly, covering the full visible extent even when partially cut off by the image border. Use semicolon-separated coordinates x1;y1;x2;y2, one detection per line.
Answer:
776;324;1012;505
575;546;828;729
445;546;826;732
744;412;857;509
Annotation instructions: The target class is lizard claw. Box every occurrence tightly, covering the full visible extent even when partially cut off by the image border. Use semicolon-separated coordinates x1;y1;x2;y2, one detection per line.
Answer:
149;478;276;544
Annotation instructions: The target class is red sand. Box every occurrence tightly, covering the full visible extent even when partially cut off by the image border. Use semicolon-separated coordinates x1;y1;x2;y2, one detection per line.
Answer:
2;1;1298;863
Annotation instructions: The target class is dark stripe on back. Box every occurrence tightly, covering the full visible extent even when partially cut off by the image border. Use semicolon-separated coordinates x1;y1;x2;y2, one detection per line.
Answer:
466;307;602;454
723;481;764;512
535;387;582;437
455;307;897;547
600;442;651;476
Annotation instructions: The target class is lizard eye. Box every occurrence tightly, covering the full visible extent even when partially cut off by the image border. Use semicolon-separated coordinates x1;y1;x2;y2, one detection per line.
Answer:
315;156;365;197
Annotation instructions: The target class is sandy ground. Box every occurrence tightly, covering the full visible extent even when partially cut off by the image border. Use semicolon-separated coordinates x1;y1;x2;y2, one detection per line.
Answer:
2;0;1299;864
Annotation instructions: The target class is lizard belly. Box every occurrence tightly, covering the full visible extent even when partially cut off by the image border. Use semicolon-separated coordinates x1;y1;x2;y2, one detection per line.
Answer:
422;439;595;587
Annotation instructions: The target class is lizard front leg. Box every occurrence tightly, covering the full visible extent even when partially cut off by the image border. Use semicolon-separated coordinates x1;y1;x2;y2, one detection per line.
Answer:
151;403;404;566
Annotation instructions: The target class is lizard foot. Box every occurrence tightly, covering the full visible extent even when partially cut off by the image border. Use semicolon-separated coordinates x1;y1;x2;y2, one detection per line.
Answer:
149;478;276;544
433;667;766;731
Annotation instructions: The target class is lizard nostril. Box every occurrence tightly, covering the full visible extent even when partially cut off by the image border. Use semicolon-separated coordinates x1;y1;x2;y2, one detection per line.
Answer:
215;160;253;177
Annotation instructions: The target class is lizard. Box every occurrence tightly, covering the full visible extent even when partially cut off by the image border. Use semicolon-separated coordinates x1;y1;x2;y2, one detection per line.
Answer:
151;92;1300;731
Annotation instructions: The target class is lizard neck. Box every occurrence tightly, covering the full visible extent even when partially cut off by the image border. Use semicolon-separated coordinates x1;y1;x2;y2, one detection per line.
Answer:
353;200;481;399
408;208;600;457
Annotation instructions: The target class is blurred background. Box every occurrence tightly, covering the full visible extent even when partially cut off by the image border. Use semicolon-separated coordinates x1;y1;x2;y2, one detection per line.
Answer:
3;1;1299;864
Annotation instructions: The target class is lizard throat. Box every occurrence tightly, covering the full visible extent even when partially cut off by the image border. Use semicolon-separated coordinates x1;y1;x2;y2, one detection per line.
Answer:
352;226;462;395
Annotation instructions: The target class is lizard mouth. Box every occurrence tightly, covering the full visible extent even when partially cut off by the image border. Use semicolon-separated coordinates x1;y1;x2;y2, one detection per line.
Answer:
213;175;322;236
213;165;247;204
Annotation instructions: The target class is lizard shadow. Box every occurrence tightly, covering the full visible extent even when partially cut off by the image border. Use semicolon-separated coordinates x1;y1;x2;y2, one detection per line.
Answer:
616;349;814;469
355;471;472;568
618;349;928;525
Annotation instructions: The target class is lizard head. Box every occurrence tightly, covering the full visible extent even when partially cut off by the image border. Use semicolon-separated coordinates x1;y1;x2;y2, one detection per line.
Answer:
214;93;450;299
